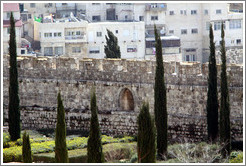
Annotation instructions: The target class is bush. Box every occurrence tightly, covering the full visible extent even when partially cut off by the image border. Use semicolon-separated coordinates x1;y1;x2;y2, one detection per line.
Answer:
33;142;136;163
130;153;138;163
230;151;243;163
3;135;135;162
167;142;228;163
3;146;22;163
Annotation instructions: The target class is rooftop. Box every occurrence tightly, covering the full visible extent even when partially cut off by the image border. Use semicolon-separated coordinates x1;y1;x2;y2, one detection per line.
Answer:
3;3;19;12
3;20;22;27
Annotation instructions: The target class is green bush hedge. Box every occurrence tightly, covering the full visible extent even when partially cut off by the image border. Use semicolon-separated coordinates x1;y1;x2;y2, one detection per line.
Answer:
33;142;136;163
3;135;135;163
230;151;243;163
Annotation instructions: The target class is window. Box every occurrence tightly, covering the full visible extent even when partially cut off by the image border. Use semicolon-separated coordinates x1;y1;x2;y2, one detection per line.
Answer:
169;30;174;34
206;22;210;30
139;16;144;21
28;14;32;19
185;55;190;61
115;15;118;20
30;3;35;8
229;20;241;29
92;15;101;21
216;9;221;14
169;11;174;15
89;47;100;54
204;9;208;15
7;28;10;34
21;14;27;21
236;39;241;45
181;29;187;35
92;3;100;5
62;3;67;5
151;16;158;20
125;15;128;20
231;40;234;44
191;10;197;15
214;21;226;31
7;12;11;19
54;32;62;37
21;49;25;54
76;31;81;36
192;55;196;61
44;33;52;37
44;47;53;56
191;28;198;34
127;45;137;52
97;32;102;37
115;30;118;34
54;47;63;55
180;10;187;15
72;47;81;53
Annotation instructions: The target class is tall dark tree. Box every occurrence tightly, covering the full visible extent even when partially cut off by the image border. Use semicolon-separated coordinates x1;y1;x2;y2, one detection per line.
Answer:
104;29;121;58
55;92;69;163
22;131;32;163
206;24;219;143
137;102;156;163
8;12;20;141
87;89;104;163
154;25;167;159
219;22;231;156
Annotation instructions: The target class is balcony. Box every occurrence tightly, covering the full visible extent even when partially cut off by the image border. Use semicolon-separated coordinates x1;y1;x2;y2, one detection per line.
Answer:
65;35;84;40
145;3;167;11
65;35;86;43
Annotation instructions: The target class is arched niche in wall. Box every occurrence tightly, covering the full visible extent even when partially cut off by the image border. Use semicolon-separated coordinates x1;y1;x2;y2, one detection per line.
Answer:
119;88;134;111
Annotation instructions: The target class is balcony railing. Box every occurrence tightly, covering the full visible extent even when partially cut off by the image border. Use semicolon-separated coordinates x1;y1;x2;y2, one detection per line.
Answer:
65;35;84;40
145;3;167;11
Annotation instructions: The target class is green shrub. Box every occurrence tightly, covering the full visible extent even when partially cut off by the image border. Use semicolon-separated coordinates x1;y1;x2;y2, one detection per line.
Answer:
3;146;22;163
230;151;243;163
22;131;33;163
33;142;136;163
3;135;135;162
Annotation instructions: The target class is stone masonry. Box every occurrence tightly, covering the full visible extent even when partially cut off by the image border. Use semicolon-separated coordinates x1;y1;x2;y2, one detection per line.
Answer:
3;54;243;142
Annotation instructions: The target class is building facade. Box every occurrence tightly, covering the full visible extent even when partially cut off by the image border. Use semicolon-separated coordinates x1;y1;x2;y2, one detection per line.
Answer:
3;3;23;55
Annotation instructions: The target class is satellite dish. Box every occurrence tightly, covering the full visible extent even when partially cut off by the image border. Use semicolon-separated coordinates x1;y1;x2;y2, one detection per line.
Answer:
160;29;165;34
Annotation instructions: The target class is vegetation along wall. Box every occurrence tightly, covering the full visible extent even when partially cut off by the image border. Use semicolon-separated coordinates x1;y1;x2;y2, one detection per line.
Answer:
3;54;243;143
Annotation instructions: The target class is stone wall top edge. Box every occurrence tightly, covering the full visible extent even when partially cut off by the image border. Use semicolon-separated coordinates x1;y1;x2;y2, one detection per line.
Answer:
3;54;243;68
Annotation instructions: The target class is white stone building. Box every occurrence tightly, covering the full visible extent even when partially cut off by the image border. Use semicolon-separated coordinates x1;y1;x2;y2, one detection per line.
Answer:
79;2;243;62
34;18;146;59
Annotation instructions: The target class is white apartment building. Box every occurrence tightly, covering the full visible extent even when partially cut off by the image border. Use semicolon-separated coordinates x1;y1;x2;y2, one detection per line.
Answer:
20;3;56;39
20;2;243;62
3;3;23;55
80;2;243;62
165;3;243;62
34;18;146;59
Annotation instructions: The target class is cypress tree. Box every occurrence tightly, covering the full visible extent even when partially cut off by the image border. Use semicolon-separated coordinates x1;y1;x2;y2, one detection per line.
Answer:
206;24;219;143
87;89;104;163
154;25;168;159
8;12;21;141
104;29;121;58
22;131;32;163
137;102;156;163
219;22;231;156
55;92;69;163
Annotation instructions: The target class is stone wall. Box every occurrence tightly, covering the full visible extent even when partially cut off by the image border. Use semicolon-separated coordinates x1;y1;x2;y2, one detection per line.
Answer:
216;48;243;64
3;55;243;142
